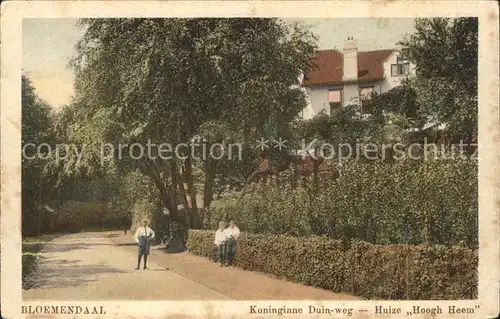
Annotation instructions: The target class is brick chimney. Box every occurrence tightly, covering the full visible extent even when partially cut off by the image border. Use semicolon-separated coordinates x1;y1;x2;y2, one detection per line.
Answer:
342;37;360;106
342;37;358;81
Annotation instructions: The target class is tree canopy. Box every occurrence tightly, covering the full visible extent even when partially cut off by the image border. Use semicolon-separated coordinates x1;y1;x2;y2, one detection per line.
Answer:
22;75;58;235
399;18;478;141
60;18;318;227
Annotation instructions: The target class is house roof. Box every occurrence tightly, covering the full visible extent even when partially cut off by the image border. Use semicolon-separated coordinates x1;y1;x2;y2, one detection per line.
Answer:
302;49;395;86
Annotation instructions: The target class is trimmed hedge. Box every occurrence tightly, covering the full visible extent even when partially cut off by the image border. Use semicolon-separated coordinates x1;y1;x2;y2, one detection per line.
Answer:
187;230;477;300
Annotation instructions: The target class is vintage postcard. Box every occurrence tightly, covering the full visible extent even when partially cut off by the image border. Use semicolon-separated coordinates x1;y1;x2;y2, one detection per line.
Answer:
1;1;499;318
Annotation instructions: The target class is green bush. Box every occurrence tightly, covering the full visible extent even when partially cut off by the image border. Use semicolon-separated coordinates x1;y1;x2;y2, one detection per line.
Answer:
210;157;477;247
238;233;350;292
406;244;478;299
109;171;170;244
23;201;115;235
187;230;478;300
349;241;409;299
58;201;108;226
187;229;218;261
108;171;157;222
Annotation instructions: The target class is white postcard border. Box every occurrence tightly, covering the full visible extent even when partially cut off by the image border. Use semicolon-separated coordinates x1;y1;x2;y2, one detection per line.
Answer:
1;1;499;318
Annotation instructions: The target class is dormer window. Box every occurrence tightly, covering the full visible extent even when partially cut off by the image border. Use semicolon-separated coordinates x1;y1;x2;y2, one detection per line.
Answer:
391;63;410;76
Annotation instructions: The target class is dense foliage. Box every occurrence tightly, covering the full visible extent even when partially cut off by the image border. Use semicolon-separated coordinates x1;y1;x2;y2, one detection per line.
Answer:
210;157;477;247
188;230;478;300
56;18;318;230
399;18;478;141
25;201;128;235
22;75;58;236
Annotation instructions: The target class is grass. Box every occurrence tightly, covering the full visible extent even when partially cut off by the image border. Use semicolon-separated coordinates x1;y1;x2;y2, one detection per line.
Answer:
22;233;65;289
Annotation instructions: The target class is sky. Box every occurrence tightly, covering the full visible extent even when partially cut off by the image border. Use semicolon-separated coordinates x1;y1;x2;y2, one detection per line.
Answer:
22;18;416;110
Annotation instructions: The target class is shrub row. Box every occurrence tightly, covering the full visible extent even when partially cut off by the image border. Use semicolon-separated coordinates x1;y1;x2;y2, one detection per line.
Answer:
22;201;130;236
187;230;478;300
210;158;477;247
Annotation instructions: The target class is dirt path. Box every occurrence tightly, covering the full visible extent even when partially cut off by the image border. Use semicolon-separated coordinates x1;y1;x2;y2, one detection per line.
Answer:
23;232;228;300
23;231;360;300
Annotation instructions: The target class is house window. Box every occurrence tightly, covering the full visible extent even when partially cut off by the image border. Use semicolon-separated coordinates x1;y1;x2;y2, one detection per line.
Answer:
328;89;342;114
360;86;374;100
391;63;410;76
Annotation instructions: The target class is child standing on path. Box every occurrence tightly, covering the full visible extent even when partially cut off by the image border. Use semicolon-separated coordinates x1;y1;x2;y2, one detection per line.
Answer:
214;221;227;267
223;220;240;266
134;220;155;270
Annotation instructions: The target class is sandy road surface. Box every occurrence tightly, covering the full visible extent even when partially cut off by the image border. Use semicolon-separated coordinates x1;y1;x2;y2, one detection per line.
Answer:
23;231;360;301
23;232;228;300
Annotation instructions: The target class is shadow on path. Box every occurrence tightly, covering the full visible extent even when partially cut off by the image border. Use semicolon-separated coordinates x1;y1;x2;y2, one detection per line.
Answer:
115;237;186;253
43;243;91;253
116;243;137;247
44;242;121;253
162;245;187;254
29;256;126;290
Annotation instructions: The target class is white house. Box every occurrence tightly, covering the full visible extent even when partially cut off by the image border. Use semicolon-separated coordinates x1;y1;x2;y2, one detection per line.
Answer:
300;38;416;120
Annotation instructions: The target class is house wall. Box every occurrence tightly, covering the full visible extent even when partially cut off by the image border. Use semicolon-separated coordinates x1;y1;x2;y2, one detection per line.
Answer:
301;50;416;120
301;80;386;119
343;83;359;106
301;84;344;120
381;51;417;92
300;87;318;120
359;80;384;97
302;87;329;119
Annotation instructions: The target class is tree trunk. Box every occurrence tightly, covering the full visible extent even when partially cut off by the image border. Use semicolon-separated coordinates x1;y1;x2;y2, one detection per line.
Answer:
185;158;198;211
203;159;216;209
177;174;190;226
182;156;199;229
144;159;178;223
167;161;181;224
178;177;189;211
169;160;189;215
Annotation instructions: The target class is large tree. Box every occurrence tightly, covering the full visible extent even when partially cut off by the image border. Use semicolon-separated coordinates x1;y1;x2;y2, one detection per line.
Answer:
399;18;478;142
61;18;317;228
21;75;58;235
